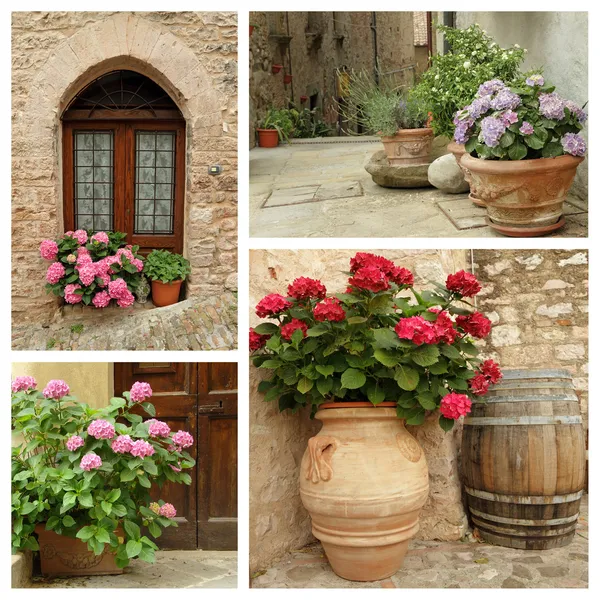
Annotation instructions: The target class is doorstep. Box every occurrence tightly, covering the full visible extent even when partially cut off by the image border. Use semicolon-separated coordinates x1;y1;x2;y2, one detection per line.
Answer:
11;552;32;588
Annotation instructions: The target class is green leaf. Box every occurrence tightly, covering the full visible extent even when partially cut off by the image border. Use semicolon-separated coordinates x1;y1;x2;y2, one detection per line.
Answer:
120;469;136;482
524;133;545;150
76;525;96;541
417;392;437;411
499;130;515;148
46;516;61;531
126;539;143;558
411;345;440;367
261;360;283;369
124;519;141;540
297;377;314;394
291;328;304;345
13;470;32;481
508;140;527;160
148;521;162;538
439;416;455;432
141;402;156;417
316;377;333;396
95;528;111;544
367;381;386;405
101;501;112;515
395;366;419;391
429;360;448;375
458;340;479;356
347;316;367;324
79;492;94;508
373;348;399;367
406;409;426;425
447;378;469;391
138;474;151;488
253;322;279;337
440;344;462;360
542;141;564;158
372;328;401;349
107;489;121;503
139;546;156;563
109;397;126;408
142;459;158;476
340;368;366;390
307;324;329;337
62;515;76;528
315;365;334;377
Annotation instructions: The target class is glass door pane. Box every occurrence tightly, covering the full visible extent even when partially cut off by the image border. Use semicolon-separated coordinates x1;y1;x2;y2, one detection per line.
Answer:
134;131;176;235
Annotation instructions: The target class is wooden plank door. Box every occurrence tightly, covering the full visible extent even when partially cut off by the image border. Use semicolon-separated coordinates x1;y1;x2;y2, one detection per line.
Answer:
197;363;238;550
113;362;198;549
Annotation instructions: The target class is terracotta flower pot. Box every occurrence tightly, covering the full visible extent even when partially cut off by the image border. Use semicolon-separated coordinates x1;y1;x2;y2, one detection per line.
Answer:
299;403;429;582
271;64;283;74
461;153;584;237
283;74;293;84
256;128;279;148
380;128;434;166
447;141;485;207
36;525;123;577
151;279;182;307
249;25;255;36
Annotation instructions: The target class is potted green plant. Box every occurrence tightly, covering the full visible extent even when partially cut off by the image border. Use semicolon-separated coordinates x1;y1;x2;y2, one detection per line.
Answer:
11;376;195;576
250;252;502;581
455;75;587;236
338;68;432;165
256;107;294;148
143;249;191;307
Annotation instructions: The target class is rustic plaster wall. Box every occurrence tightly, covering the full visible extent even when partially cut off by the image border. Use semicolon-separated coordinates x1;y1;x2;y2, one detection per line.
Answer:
249;249;470;572
12;11;238;324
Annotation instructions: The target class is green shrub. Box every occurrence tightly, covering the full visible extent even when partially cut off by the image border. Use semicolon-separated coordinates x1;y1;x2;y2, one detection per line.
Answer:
143;250;191;284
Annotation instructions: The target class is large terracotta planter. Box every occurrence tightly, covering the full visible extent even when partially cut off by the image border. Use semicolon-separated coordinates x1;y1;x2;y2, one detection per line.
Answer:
299;403;429;581
460;153;584;237
256;128;279;148
151;279;182;307
380;128;434;166
447;141;484;206
36;525;123;577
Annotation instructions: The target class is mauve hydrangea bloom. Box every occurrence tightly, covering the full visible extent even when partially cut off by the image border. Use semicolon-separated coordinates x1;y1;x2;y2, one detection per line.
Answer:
76;253;93;267
130;439;155;458
172;430;194;449
147;419;171;438
490;88;521;111
561;133;587;157
77;263;96;287
108;278;129;299
116;289;135;308
313;297;346;322
87;419;116;440
40;239;59;261
467;96;491;119
80;452;102;471
564;100;587;124
91;232;109;244
477;79;505;97
130;381;153;403
149;502;160;514
280;318;308;341
249;328;270;351
43;379;70;399
11;376;37;393
159;503;177;518
66;435;85;452
64;283;83;304
480;116;507;148
440;393;472;420
453;121;473;145
500;110;519;126
539;92;566;120
111;434;133;454
46;262;65;285
92;290;111;308
255;294;292;318
519;121;534;135
287;277;327;301
525;74;544;87
446;270;482;297
72;230;88;245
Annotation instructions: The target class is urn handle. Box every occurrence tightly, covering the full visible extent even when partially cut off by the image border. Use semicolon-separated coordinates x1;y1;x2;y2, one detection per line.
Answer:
305;436;338;483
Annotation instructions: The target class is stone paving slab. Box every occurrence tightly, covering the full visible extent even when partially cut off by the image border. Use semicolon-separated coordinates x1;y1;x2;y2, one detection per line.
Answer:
252;497;588;589
28;550;237;588
11;293;238;351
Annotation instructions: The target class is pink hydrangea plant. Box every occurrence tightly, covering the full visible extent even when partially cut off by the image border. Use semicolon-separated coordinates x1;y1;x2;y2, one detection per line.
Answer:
66;435;85;451
80;452;102;471
43;379;70;399
159;503;177;518
11;376;37;393
87;419;116;440
40;239;58;261
130;381;153;403
172;430;194;449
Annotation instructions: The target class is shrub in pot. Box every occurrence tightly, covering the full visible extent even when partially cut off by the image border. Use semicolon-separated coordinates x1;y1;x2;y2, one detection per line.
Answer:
40;230;144;308
250;252;502;581
256;107;294;147
338;68;431;165
454;74;587;236
143;250;191;307
11;377;195;576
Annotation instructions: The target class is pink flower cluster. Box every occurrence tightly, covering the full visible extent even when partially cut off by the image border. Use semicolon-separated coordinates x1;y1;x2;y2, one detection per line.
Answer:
147;419;171;438
91;232;109;244
313;297;346;322
159;503;177;518
446;270;481;297
11;376;37;393
249;327;270;351
287;277;327;301
348;252;415;292
87;419;116;440
256;293;292;318
172;430;194;449
40;240;59;261
130;439;155;458
395;311;457;346
66;435;85;451
130;381;153;403
111;435;133;454
108;277;135;308
64;283;83;304
440;393;472;420
456;312;492;339
469;359;503;396
46;262;65;285
149;502;161;514
43;379;70;399
280;318;308;341
80;452;102;471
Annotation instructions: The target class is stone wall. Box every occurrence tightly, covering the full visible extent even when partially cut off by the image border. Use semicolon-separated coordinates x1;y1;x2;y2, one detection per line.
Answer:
249;249;470;572
249;12;429;147
12;12;238;324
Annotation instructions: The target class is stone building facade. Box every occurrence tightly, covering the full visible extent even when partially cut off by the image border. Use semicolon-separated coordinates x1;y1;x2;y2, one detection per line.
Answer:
249;12;431;146
249;249;589;572
12;11;238;324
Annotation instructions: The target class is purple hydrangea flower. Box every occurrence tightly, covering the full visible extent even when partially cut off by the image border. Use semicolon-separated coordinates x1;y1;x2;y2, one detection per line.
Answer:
564;100;587;124
454;121;472;144
477;79;506;97
539;92;566;120
500;110;519;126
519;121;534;135
561;133;586;157
490;88;521;111
480;116;507;148
467;96;491;119
525;74;544;87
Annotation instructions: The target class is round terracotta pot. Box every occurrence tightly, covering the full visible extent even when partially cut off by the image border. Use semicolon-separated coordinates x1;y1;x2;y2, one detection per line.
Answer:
299;404;429;582
380;128;434;166
447;141;484;207
257;128;279;148
36;524;123;576
151;279;182;307
460;153;584;237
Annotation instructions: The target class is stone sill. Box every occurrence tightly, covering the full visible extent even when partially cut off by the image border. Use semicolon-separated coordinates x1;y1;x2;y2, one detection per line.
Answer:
11;551;32;588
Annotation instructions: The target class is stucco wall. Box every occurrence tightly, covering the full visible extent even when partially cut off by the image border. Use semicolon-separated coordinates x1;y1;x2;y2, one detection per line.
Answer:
249;249;470;572
454;12;588;200
12;11;238;324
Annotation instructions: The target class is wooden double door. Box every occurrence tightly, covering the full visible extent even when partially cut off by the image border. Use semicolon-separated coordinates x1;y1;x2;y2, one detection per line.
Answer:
114;363;237;550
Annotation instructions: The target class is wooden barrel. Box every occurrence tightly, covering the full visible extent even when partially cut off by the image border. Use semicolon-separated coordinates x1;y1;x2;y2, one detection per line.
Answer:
462;369;586;550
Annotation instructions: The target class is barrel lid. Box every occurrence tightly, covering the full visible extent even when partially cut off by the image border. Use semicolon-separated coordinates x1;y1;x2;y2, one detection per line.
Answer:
492;368;573;382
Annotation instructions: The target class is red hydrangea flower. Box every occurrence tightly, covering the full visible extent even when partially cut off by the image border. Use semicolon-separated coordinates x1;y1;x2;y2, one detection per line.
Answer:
250;327;270;351
388;265;414;287
256;293;292;318
480;359;503;384
456;312;492;339
287;277;327;300
440;392;472;420
431;310;457;344
348;266;390;292
469;373;490;396
446;270;482;297
313;297;346;322
350;252;395;274
280;319;308;341
395;316;436;346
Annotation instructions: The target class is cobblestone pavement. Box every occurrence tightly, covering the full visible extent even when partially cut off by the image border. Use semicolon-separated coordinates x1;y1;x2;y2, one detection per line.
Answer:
11;293;237;351
252;496;588;589
250;139;587;238
28;550;237;588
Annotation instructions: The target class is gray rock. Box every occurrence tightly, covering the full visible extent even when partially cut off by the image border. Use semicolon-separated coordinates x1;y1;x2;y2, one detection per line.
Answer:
427;153;470;194
365;151;431;188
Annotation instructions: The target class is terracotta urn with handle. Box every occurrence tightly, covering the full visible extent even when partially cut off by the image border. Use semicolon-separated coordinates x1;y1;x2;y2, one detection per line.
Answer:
299;402;429;581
